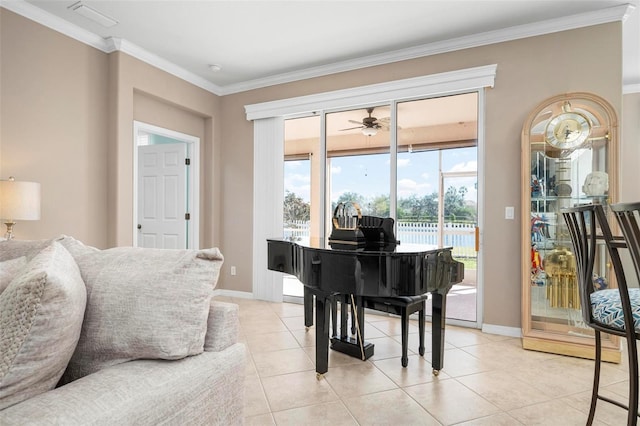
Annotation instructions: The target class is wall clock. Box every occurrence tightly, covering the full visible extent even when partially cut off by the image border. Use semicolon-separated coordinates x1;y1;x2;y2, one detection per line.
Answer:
545;111;592;150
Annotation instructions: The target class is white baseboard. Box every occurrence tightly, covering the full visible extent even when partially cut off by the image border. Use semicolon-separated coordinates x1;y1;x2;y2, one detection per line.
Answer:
482;323;522;338
213;289;254;299
211;291;524;339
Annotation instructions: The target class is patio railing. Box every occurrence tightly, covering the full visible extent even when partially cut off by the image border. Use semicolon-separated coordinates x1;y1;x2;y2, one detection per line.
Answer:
284;220;476;259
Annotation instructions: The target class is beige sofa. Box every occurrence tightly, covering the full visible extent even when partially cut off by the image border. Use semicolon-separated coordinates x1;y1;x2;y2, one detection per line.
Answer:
0;236;246;425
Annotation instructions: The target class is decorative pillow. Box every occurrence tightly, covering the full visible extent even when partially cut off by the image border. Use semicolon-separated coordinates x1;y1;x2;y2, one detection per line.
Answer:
0;256;27;294
0;242;86;410
0;238;53;262
60;246;224;383
54;235;100;258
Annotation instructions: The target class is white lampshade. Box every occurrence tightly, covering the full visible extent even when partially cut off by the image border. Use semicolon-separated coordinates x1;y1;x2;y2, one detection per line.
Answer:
0;178;41;221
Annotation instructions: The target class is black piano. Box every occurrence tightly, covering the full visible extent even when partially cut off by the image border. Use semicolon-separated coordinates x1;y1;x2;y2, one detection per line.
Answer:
266;238;464;376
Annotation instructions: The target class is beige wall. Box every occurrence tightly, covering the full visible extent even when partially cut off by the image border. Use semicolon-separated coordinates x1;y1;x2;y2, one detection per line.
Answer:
0;8;109;246
1;10;223;256
220;23;624;328
621;93;640;201
2;7;638;329
107;52;222;250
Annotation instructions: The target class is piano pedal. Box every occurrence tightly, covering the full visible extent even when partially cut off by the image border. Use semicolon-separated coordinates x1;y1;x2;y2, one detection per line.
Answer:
316;372;324;380
433;369;440;376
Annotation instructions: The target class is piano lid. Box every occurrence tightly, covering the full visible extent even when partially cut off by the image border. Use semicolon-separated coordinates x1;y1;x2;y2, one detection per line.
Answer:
269;238;442;255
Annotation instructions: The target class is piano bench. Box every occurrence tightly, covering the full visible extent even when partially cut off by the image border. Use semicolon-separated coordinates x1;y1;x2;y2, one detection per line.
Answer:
362;295;429;367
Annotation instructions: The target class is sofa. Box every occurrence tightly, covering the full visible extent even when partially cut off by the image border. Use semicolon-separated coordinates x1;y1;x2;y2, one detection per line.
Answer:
0;236;246;425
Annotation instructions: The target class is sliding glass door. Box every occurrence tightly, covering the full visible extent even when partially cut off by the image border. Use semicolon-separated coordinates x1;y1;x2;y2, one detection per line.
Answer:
281;94;480;325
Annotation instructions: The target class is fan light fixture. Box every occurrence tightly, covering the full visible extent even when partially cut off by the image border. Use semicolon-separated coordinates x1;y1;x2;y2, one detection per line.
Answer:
362;127;377;137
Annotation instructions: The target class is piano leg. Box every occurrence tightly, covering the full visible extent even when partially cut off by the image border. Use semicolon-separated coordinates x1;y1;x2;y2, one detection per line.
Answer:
431;291;447;375
340;294;349;338
314;293;330;377
304;287;313;329
418;300;426;356
401;308;409;368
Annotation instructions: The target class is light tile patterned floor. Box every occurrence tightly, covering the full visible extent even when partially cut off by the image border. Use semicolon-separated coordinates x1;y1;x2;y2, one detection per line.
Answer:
217;296;636;425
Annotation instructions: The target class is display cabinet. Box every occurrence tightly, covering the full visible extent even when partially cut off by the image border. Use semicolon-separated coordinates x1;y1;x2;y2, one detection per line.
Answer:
521;92;620;362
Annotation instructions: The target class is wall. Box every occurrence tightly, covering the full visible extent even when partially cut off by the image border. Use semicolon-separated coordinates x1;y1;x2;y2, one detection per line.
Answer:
2;7;636;328
219;23;624;329
621;92;640;201
0;8;109;247
0;10;223;259
108;52;222;250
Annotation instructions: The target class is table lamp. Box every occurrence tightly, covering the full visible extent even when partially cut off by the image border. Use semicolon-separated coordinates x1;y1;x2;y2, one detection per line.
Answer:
0;176;41;240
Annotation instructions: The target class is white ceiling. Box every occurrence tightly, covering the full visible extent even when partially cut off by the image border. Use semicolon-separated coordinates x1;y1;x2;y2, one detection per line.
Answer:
5;0;640;95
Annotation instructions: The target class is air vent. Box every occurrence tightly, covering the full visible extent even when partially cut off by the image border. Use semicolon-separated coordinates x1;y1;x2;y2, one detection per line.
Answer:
68;2;118;28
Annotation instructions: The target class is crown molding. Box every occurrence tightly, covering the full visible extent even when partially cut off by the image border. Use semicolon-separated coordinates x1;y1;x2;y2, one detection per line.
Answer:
1;0;109;52
245;64;497;120
221;4;633;95
1;1;633;96
106;37;222;94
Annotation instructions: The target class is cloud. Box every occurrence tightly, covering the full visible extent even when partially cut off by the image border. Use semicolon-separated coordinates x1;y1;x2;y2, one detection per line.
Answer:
421;172;430;180
397;178;432;198
397;158;411;168
287;173;310;184
448;161;477;172
284;173;311;201
331;165;342;174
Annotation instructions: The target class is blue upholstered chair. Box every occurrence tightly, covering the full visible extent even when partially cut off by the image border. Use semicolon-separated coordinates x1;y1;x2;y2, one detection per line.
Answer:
563;203;640;426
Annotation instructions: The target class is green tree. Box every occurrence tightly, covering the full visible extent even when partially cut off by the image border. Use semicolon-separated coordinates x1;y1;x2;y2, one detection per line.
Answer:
283;191;310;223
332;192;366;214
398;193;438;221
444;186;476;222
364;194;390;217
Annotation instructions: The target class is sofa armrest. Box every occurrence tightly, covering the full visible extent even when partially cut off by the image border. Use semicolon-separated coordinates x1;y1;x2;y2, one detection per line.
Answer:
204;300;239;352
0;343;246;426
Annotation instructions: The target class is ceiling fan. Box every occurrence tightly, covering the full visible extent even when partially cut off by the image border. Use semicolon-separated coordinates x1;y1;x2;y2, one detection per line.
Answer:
340;107;389;136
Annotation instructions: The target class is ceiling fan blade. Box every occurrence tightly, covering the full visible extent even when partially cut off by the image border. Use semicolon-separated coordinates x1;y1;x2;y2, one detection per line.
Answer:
377;117;390;123
339;126;364;131
348;120;364;125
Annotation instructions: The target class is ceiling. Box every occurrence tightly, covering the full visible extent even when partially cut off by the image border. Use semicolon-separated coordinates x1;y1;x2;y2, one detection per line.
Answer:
5;0;640;95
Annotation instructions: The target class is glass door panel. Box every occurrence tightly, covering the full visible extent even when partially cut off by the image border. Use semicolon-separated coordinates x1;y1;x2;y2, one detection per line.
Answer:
442;167;478;322
283;115;320;298
325;106;391;241
396;94;479;324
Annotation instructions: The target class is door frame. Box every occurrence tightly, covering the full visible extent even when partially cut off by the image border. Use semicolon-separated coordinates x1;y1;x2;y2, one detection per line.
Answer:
247;65;495;329
133;121;200;249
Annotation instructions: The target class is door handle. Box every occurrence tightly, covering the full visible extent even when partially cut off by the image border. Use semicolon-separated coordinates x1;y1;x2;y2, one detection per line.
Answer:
475;226;479;252
137;224;142;230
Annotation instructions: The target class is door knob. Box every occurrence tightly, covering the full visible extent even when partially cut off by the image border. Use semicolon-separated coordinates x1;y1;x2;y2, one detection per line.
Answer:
137;224;142;230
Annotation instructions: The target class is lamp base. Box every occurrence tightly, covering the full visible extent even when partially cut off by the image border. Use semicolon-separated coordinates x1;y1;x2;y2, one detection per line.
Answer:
3;221;16;240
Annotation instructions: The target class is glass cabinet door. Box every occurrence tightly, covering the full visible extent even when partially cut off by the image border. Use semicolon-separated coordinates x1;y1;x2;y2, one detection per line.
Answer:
521;92;620;362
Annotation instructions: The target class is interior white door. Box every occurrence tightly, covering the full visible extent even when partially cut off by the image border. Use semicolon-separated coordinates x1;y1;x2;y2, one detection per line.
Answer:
137;143;188;249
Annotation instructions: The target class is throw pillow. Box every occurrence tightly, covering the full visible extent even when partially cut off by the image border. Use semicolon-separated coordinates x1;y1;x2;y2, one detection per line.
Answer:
0;257;27;294
0;242;86;410
54;234;100;258
60;246;224;383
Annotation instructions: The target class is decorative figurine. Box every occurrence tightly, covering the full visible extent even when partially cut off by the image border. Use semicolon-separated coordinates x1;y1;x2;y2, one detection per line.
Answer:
582;171;609;197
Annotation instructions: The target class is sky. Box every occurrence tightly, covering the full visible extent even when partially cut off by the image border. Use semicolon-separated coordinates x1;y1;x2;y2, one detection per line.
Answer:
284;146;478;204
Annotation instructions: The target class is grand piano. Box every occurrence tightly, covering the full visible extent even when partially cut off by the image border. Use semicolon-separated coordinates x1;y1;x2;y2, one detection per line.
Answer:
267;215;464;376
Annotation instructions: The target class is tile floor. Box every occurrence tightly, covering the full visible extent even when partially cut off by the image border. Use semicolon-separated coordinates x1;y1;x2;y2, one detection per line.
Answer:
217;296;636;425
